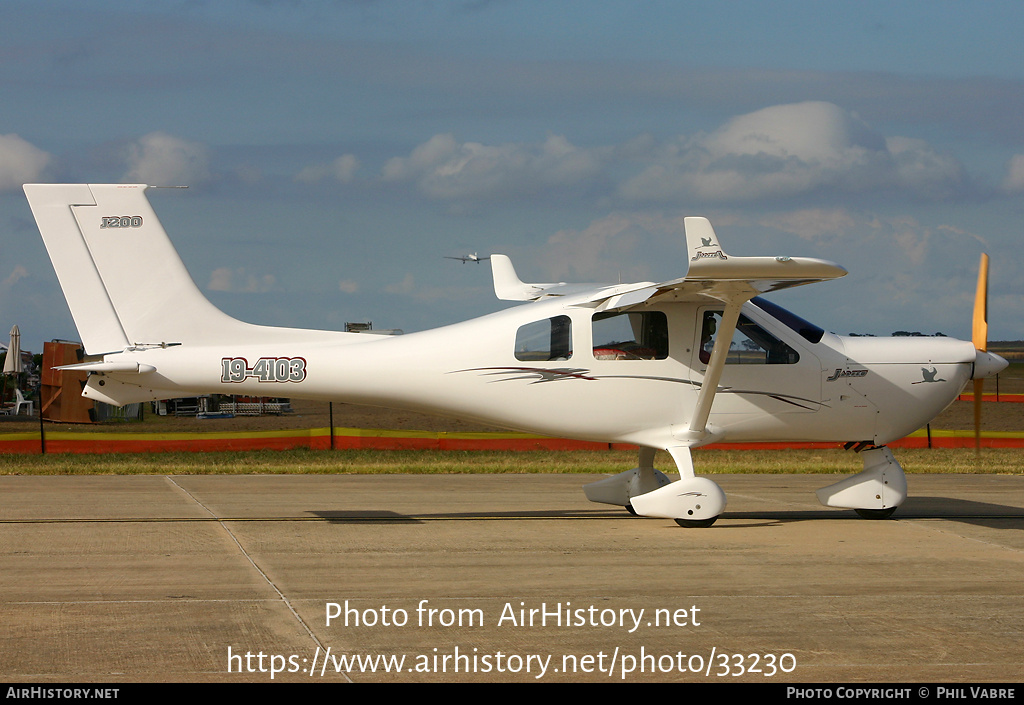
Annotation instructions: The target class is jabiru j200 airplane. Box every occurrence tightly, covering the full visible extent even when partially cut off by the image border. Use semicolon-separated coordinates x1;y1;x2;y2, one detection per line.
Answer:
24;184;1007;527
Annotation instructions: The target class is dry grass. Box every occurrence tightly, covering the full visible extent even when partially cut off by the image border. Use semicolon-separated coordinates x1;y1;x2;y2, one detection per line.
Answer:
1;447;1020;476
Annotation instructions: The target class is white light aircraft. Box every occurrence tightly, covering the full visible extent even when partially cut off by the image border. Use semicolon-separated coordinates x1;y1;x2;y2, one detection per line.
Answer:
445;253;490;264
24;184;1007;527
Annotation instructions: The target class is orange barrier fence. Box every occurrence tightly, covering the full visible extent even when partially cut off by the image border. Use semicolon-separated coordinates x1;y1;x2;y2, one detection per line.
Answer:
957;393;1024;402
1;425;1023;455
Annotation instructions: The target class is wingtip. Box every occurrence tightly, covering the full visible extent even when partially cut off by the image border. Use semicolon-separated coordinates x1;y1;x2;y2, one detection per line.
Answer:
684;217;730;259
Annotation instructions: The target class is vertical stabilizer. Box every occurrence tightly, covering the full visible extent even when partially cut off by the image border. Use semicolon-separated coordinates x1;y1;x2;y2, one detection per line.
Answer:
25;184;245;354
490;254;531;301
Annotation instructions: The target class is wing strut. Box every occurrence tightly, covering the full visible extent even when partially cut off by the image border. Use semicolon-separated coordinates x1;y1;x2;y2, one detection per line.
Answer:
688;297;743;438
631;295;744;523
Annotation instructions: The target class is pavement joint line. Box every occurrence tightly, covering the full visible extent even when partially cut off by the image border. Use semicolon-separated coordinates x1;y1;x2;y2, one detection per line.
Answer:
0;515;637;523
10;598;304;605
7;593;1013;605
162;476;346;681
2;513;1024;524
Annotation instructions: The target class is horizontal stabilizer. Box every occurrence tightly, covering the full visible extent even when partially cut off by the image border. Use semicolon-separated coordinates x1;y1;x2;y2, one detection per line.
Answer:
56;361;156;374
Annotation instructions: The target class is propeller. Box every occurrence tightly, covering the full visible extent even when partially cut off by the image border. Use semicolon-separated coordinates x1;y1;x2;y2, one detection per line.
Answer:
970;253;1008;455
972;254;988;454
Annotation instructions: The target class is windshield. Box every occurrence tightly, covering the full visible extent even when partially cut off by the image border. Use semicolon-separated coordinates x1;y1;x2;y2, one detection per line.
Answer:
750;297;824;344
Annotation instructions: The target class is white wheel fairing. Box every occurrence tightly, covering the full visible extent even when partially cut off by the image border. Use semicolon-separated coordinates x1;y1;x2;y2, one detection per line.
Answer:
629;476;726;522
816;446;907;511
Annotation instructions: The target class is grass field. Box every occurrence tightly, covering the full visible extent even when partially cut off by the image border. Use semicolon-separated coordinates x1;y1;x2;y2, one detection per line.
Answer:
2;446;1020;476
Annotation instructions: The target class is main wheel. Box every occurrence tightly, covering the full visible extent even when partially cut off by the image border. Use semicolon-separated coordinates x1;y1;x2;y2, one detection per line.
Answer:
855;507;898;520
674;516;719;528
625;504;638;516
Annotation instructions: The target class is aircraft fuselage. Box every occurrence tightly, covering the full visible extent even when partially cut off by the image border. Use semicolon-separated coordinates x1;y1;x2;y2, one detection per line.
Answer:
80;293;975;452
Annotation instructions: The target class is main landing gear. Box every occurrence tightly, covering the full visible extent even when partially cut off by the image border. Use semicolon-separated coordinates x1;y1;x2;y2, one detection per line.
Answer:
584;443;907;526
583;446;726;527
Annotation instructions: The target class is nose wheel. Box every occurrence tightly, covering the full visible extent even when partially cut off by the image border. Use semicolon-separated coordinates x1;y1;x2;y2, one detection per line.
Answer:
817;446;906;518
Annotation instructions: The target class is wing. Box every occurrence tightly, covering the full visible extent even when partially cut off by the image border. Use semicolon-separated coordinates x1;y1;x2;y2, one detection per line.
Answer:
490;217;847;444
657;216;847;303
491;217;846;306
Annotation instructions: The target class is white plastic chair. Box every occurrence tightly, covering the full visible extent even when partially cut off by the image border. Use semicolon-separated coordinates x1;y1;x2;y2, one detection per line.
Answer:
5;388;33;416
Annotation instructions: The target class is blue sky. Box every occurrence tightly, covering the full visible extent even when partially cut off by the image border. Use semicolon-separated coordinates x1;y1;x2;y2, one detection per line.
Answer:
2;0;1023;352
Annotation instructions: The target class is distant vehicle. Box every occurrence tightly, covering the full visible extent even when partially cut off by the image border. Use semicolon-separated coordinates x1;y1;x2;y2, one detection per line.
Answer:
445;253;490;264
25;184;1006;527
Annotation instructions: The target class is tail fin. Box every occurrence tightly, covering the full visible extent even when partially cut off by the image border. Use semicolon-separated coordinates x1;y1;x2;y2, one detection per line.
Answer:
490;254;533;301
490;254;567;301
25;184;249;354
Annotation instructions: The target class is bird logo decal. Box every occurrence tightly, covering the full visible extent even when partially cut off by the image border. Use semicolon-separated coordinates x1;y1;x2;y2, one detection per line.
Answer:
912;367;946;384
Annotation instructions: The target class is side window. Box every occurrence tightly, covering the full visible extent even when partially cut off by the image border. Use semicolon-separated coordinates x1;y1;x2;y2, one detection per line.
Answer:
592;311;668;360
699;310;799;365
515;315;573;361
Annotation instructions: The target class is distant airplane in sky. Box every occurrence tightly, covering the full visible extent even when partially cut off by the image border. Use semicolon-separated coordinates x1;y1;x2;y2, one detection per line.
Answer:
445;253;490;264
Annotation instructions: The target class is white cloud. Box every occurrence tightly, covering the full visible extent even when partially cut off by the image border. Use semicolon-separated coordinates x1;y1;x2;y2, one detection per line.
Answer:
758;208;859;240
705;102;885;163
306;102;975;207
764;210;967;268
540;212;688;281
338;279;359;293
0;134;50;190
207;267;276;293
385;273;415;295
122;132;210;185
296;153;361;184
867;215;932;266
382;133;604;200
1001;154;1024;193
619;102;966;202
382;134;458;182
1;265;29;293
885;137;965;199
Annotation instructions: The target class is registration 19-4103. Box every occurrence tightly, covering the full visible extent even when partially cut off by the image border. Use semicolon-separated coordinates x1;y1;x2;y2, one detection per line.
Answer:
221;357;307;384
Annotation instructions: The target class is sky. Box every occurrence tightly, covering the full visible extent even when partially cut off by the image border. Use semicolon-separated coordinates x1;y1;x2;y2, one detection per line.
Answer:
2;0;1023;353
